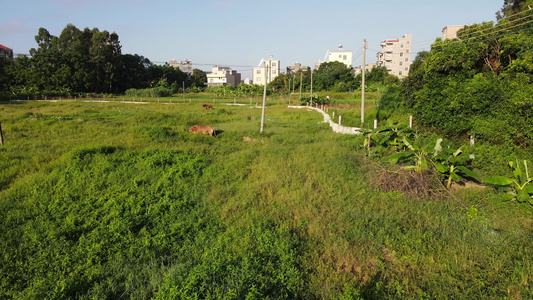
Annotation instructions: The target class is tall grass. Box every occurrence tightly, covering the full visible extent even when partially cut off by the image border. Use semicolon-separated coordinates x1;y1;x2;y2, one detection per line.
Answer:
0;99;532;299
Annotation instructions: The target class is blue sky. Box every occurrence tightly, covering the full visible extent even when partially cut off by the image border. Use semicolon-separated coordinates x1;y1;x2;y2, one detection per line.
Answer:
1;0;503;79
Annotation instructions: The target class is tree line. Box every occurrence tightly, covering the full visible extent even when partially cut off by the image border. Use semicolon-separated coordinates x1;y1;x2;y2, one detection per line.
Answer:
0;24;207;99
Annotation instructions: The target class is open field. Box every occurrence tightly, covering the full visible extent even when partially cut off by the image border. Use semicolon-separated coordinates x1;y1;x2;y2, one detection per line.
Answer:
1;99;532;299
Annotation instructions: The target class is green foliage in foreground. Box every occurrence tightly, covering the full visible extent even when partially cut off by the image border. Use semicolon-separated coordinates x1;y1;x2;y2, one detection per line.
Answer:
0;146;305;299
1;101;532;299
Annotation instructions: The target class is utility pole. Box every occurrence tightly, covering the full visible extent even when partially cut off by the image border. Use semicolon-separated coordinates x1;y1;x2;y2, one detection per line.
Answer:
299;72;302;100
260;60;269;133
310;67;313;104
182;81;185;103
361;39;367;125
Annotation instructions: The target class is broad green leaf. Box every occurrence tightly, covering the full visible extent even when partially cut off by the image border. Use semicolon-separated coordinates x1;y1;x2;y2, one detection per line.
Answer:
402;136;418;151
387;151;413;164
524;184;533;194
450;172;462;182
517;188;530;203
456;166;479;180
374;125;391;133
482;176;515;186
434;162;448;174
419;157;430;170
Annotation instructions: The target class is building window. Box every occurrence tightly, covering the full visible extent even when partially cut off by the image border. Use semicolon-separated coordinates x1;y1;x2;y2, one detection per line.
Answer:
257;77;261;82
272;62;277;67
405;67;409;71
343;55;347;60
405;58;409;62
399;71;403;76
256;69;261;74
407;40;410;44
400;52;403;57
401;44;404;48
272;70;277;75
406;49;410;53
400;61;403;66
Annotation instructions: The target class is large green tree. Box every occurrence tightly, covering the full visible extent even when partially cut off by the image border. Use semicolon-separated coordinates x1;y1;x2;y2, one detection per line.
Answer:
400;2;533;146
313;61;355;91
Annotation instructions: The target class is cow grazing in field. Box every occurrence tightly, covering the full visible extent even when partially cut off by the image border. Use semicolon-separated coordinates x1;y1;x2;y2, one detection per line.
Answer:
189;124;216;136
203;104;213;109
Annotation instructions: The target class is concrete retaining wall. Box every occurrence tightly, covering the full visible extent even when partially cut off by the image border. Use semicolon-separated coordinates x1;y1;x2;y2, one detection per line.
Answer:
288;105;363;135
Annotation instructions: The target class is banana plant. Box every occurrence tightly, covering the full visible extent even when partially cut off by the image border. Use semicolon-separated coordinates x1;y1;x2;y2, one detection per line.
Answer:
386;136;432;173
432;142;479;189
362;120;413;153
482;159;533;204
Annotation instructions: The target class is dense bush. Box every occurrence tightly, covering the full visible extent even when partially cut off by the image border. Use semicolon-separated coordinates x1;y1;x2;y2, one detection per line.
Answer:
401;17;533;147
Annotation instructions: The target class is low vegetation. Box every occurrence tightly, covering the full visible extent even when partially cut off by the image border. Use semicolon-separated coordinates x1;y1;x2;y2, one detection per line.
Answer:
1;100;532;299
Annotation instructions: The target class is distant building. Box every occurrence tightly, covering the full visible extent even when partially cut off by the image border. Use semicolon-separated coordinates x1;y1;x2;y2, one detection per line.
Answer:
442;25;466;40
353;63;378;76
169;59;193;75
376;34;412;78
0;44;13;60
253;57;280;86
286;62;310;75
206;66;241;87
326;45;353;68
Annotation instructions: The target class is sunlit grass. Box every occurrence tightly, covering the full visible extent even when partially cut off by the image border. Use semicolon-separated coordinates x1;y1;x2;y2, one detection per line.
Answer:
0;98;532;299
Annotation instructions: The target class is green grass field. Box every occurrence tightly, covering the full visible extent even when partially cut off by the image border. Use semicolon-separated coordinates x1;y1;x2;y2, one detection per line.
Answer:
1;98;532;299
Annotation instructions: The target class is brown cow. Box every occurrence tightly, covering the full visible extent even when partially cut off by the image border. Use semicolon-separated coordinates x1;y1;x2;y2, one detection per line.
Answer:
203;104;213;109
189;124;216;136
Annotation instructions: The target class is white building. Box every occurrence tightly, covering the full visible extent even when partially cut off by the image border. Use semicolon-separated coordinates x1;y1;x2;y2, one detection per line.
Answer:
442;25;466;40
376;34;413;78
252;57;280;86
326;45;353;68
206;66;241;87
168;59;193;75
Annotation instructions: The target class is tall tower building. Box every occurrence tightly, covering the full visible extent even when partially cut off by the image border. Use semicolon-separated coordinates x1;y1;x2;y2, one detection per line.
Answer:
376;34;412;78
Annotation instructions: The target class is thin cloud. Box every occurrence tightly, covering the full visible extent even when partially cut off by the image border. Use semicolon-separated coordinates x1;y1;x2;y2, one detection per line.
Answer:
0;19;30;34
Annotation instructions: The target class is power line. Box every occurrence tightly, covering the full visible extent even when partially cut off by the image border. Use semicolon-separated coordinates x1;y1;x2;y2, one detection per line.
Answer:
434;24;533;52
433;12;533;48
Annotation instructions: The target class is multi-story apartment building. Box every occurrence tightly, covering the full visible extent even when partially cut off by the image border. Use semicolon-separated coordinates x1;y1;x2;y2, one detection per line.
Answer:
442;25;465;40
206;66;241;87
253;57;280;86
0;44;13;60
376;34;412;78
168;59;193;75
